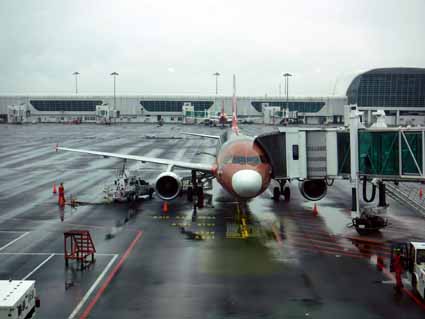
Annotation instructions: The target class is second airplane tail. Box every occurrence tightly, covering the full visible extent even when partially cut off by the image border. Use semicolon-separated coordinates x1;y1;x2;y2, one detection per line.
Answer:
232;74;239;134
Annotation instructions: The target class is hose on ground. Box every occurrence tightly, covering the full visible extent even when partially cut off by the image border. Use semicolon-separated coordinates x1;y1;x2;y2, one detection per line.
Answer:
325;178;334;186
362;177;376;203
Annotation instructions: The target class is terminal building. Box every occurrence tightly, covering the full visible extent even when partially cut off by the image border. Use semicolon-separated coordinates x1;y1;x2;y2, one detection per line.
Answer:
346;67;425;126
0;67;424;126
0;94;346;125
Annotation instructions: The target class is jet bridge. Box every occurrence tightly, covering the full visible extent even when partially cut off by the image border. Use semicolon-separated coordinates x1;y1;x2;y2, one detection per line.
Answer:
255;127;425;182
254;127;342;180
255;110;425;234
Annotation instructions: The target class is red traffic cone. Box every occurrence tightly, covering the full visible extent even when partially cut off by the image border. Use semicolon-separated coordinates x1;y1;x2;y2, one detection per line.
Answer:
312;204;318;216
162;201;169;214
53;183;57;194
420;187;423;200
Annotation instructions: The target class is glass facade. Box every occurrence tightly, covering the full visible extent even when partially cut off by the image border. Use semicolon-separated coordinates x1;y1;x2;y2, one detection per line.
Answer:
337;131;423;176
358;132;399;175
347;68;425;107
31;100;102;112
401;132;422;175
140;101;213;112
251;101;325;113
337;132;350;175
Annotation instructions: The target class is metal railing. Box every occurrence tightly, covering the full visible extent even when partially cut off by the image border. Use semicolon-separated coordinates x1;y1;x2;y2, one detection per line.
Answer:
386;182;425;216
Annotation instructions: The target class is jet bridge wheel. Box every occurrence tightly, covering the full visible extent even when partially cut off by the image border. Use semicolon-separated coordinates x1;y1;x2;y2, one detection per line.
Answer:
283;187;291;202
273;187;280;201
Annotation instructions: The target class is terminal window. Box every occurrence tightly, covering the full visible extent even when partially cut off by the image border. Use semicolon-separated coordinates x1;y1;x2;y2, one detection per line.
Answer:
31;100;102;112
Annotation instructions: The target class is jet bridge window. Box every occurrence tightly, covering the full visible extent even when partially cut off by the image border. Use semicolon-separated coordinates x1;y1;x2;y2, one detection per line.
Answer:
292;145;299;160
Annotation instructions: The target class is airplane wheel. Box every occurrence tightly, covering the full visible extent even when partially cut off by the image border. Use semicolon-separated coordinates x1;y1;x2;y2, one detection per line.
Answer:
187;187;193;202
412;276;418;294
273;187;280;201
283;187;291;202
197;188;204;208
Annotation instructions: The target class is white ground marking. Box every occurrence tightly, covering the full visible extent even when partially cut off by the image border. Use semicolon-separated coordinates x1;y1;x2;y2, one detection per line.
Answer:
68;254;119;319
0;252;116;256
22;253;55;280
0;230;27;233
0;232;29;252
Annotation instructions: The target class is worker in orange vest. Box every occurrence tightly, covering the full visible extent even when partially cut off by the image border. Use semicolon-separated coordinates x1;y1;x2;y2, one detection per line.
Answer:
58;182;66;206
393;249;404;292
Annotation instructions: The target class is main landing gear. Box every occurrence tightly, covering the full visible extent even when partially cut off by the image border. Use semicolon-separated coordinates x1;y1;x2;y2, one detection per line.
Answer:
273;180;290;202
189;170;209;221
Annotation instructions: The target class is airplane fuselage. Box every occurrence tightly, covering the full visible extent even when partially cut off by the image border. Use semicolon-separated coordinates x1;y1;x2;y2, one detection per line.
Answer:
214;131;272;200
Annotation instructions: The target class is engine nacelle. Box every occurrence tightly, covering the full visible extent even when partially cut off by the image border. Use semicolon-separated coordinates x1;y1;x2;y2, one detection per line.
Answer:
154;172;182;201
299;179;327;201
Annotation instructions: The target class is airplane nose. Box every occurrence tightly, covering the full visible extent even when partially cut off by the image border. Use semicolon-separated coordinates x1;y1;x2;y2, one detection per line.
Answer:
231;169;262;198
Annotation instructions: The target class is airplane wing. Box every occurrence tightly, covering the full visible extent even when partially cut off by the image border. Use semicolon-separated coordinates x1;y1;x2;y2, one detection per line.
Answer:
56;145;214;172
182;132;221;139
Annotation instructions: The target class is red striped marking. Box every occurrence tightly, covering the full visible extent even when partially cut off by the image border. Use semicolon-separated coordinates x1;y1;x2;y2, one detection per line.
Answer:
290;241;369;259
288;234;391;257
79;230;143;319
381;267;425;311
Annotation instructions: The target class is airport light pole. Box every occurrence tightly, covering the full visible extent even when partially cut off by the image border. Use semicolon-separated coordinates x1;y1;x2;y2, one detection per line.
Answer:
283;73;292;119
72;72;80;95
110;72;119;109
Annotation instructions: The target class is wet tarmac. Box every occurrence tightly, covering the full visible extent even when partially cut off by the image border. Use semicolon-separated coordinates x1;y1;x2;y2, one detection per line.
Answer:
0;123;425;318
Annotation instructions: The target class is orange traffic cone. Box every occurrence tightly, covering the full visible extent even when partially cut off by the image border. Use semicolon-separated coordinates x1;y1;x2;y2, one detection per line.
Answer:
162;201;169;214
312;204;318;216
53;183;57;194
420;187;423;200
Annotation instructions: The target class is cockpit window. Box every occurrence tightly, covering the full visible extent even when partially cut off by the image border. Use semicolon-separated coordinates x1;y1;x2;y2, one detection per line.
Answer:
246;156;261;165
232;156;246;164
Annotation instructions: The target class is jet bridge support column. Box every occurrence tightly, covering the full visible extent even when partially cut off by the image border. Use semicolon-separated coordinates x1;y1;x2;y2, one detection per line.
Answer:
378;181;387;207
350;105;363;216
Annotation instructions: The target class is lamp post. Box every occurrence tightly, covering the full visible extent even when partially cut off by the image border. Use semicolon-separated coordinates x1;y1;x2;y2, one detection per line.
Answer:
283;73;292;119
110;72;119;109
72;72;80;94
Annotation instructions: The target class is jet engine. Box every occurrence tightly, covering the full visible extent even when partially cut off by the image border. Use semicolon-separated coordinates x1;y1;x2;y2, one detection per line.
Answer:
299;179;327;201
154;172;182;201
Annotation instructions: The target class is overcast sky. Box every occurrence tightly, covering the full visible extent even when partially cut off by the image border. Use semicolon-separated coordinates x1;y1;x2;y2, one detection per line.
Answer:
0;0;424;96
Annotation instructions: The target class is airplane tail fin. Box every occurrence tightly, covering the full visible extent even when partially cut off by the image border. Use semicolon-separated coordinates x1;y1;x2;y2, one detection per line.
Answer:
232;74;239;134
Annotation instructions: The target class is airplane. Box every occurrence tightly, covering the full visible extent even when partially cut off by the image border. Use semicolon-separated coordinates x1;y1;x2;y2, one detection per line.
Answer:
55;75;327;207
205;101;232;128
